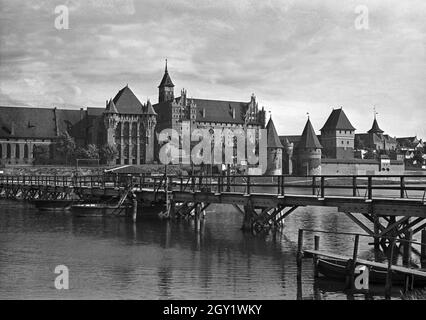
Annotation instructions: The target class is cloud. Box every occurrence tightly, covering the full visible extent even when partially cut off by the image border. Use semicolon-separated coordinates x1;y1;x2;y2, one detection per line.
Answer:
0;0;425;138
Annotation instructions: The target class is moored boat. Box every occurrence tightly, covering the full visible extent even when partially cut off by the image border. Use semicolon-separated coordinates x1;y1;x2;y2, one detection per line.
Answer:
317;258;426;287
32;199;74;211
71;203;131;217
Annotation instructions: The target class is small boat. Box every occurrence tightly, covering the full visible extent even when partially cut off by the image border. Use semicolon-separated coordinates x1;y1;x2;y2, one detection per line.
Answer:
317;258;426;287
71;203;131;217
32;199;74;211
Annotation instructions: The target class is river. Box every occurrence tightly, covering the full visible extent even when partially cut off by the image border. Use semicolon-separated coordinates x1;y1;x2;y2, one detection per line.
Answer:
0;199;423;300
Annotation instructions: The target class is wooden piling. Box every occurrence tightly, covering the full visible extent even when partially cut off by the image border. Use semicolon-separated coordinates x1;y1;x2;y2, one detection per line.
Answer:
421;229;426;269
313;235;320;278
402;229;413;267
385;239;395;299
373;215;380;251
132;198;137;223
297;229;304;281
349;234;360;289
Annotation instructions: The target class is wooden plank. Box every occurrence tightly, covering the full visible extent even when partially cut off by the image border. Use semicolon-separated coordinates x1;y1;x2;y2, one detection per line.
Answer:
343;212;375;236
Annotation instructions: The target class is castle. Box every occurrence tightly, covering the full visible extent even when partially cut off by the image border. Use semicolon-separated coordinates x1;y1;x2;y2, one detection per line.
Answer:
0;62;413;175
0;62;283;174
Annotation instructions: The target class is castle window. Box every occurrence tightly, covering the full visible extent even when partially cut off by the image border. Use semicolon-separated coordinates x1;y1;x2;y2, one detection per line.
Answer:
24;144;29;158
6;144;11;158
15;144;20;159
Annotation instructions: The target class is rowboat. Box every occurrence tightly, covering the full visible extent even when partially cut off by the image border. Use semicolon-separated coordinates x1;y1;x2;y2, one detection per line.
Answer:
317;258;426;287
71;203;131;217
32;199;74;211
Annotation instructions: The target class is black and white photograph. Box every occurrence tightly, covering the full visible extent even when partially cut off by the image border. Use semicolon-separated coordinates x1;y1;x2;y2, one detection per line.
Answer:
0;0;426;309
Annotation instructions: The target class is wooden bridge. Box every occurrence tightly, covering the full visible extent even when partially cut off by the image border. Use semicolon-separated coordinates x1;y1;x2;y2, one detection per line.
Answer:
1;173;425;248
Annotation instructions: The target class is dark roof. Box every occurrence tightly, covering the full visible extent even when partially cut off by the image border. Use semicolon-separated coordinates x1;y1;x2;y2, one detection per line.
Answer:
296;119;323;149
145;100;157;115
154;96;260;125
190;98;249;124
112;86;144;114
158;64;174;88
368;118;384;134
320;108;356;131
0;106;81;139
266;118;283;148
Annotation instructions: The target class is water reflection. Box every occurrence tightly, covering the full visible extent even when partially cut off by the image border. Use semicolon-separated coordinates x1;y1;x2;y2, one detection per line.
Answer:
0;200;414;300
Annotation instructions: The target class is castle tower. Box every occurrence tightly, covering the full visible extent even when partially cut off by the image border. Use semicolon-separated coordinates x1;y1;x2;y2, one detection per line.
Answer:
320;107;355;159
265;117;283;175
103;98;119;147
143;99;157;163
294;118;323;176
158;59;175;103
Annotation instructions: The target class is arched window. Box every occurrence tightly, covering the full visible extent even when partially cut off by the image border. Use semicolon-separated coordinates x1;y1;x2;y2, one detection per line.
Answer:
6;144;11;158
15;144;20;159
24;144;29;159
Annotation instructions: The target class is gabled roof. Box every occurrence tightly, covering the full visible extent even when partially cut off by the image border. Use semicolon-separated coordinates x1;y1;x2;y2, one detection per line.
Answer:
296;118;323;150
320;108;355;131
266;118;283;148
368;118;384;134
112;85;144;114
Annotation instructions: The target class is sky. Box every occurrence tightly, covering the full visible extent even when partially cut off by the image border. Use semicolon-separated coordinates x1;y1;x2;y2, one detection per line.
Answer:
0;0;425;138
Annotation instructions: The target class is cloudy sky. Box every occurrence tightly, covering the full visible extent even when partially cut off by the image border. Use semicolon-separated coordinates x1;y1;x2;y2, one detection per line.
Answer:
0;0;425;137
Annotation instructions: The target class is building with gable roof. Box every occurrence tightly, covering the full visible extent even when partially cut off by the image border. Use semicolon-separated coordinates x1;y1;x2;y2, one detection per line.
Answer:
320;107;355;159
355;115;397;153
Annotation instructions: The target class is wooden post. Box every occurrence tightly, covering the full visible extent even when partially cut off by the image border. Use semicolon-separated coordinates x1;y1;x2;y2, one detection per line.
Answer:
320;176;325;198
349;234;360;289
313;235;320;278
368;176;372;200
132;198;137;223
246;176;251;195
385;239;395;299
373;215;380;251
402;229;413;267
400;176;405;199
403;230;414;293
280;175;285;197
352;176;357;197
297;229;304;281
421;229;426;269
312;176;316;196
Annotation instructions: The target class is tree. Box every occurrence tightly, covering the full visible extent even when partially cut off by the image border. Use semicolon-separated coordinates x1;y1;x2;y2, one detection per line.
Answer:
85;144;99;159
363;148;376;160
54;131;76;165
100;144;118;165
33;145;50;165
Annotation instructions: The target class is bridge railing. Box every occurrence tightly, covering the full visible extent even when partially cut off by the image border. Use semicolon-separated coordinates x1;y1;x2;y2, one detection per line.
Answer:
0;174;425;201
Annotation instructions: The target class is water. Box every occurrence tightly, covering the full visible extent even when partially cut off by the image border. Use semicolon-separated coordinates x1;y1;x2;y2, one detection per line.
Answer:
0;199;420;300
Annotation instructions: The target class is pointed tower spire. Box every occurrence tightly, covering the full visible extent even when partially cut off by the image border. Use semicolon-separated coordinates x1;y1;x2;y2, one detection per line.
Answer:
368;108;384;134
266;118;283;148
145;99;157;115
158;59;175;103
104;98;118;114
296;118;322;150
